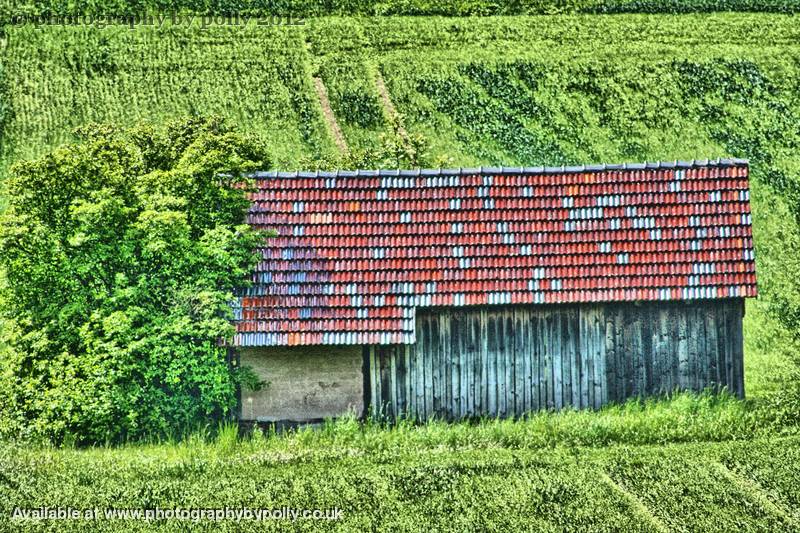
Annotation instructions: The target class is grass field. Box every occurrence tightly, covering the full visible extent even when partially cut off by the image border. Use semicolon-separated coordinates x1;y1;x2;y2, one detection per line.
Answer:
1;423;799;531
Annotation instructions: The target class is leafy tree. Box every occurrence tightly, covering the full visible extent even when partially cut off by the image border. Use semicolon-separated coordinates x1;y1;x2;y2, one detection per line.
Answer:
0;117;270;444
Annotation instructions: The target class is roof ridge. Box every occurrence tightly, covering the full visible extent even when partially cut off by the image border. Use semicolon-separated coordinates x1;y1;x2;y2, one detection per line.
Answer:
253;158;749;179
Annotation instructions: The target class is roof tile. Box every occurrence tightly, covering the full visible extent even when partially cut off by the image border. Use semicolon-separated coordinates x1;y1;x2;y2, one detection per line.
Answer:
233;160;757;346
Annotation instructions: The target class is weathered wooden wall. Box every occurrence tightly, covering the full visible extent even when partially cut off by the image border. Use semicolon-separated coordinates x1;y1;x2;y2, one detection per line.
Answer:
366;299;744;420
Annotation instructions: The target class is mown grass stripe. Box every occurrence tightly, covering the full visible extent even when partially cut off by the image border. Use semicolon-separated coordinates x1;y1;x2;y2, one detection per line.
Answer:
598;471;670;533
709;460;800;529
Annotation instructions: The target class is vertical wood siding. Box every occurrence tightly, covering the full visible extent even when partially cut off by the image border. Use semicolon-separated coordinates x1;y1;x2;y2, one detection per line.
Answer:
366;299;745;420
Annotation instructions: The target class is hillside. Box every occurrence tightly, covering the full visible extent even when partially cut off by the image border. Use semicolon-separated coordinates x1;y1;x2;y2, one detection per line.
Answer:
2;14;800;396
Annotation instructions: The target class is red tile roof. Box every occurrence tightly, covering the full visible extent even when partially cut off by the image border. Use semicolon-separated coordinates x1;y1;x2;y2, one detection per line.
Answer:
233;159;756;346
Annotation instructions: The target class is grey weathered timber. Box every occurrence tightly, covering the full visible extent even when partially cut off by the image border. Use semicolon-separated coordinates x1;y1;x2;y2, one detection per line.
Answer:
367;299;746;421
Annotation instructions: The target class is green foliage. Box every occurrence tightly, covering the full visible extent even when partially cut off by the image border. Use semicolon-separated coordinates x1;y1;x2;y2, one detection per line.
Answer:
0;117;269;444
297;392;798;450
303;113;450;170
0;24;335;177
0;0;796;20
1;429;799;531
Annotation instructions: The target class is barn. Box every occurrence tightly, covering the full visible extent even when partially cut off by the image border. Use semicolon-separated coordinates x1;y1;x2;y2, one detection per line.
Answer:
233;159;757;424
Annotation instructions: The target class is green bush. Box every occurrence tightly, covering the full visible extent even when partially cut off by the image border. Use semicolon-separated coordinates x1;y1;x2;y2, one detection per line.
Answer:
0;117;269;444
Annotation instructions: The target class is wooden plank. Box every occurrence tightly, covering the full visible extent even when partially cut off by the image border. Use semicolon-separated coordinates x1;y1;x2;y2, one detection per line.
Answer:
377;345;386;417
716;302;728;394
651;307;662;395
578;308;589;409
591;306;605;408
532;310;542;411
425;313;435;420
649;306;658;395
450;311;460;419
677;305;689;391
503;310;513;417
482;311;491;416
404;344;412;418
480;309;489;414
497;311;508;417
604;308;616;403
379;347;392;418
514;308;526;417
471;310;478;415
505;310;515;417
733;300;745;398
524;308;534;412
489;311;499;417
703;305;719;390
641;305;654;396
376;346;393;419
697;304;708;390
452;311;462;419
567;307;580;408
415;314;427;421
628;306;641;397
667;306;678;394
389;346;398;419
615;308;625;400
621;308;632;398
696;304;706;392
441;312;450;419
543;310;553;409
442;312;448;419
467;311;477;417
553;310;563;410
369;346;378;418
598;306;608;407
583;307;596;409
393;346;403;418
659;307;670;394
430;313;441;418
724;301;735;395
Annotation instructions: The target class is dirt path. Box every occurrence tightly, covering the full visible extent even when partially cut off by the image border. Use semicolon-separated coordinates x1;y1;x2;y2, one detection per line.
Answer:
312;76;349;155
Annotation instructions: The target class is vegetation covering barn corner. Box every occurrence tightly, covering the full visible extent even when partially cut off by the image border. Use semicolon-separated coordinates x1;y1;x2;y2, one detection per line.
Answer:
236;160;756;423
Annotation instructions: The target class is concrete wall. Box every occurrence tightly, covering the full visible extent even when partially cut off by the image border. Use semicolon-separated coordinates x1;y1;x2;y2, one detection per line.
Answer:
239;345;363;422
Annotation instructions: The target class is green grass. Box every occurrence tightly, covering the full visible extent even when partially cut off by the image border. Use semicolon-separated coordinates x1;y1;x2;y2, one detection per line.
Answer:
1;424;799;531
264;392;798;452
1;0;796;21
0;24;337;171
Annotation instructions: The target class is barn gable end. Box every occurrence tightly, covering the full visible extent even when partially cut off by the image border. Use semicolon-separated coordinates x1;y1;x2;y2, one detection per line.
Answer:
235;159;756;423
